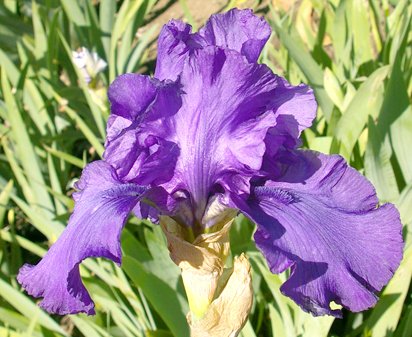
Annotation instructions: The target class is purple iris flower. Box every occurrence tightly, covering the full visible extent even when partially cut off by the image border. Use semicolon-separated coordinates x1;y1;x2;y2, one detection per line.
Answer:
18;9;403;318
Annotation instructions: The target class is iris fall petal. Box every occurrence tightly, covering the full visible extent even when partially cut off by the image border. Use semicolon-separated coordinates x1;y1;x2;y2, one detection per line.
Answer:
232;151;403;317
17;161;148;314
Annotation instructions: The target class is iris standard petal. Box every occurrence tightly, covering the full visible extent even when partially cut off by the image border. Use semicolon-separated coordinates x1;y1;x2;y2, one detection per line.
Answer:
259;81;317;179
105;73;182;183
105;129;180;184
107;73;182;128
155;9;271;81
17;161;148;315
233;151;403;317
162;46;285;212
198;8;271;63
108;73;159;121
155;20;204;81
270;79;317;135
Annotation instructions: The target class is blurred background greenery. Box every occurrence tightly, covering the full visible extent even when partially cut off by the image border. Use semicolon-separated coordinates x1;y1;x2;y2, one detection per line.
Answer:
0;0;411;336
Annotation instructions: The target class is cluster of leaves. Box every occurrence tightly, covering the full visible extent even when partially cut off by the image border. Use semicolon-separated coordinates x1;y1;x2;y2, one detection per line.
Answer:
0;0;410;336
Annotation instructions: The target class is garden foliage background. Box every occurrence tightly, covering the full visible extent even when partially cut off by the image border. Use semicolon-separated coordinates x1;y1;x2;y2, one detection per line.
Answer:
0;0;411;336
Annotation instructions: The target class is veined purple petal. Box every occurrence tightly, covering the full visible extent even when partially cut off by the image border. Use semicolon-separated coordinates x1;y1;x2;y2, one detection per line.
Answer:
260;81;317;177
17;161;148;315
155;9;271;81
155;20;204;81
105;129;179;185
108;73;159;121
160;46;283;215
198;8;271;63
105;74;182;184
232;151;403;317
271;79;317;135
107;73;182;127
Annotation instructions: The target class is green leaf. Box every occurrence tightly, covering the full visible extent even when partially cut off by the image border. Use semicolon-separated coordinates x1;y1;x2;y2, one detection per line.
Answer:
0;228;46;257
396;185;412;246
70;316;112;337
143;226;182;286
31;1;47;59
250;253;296;337
0;180;13;227
271;23;334;121
230;215;256;256
239;319;257;337
1;71;55;215
44;145;85;169
363;247;412;337
378;56;412;184
11;194;64;239
178;0;196;30
385;0;411;65
95;295;144;337
57;31;107;139
99;0;116;59
0;278;67;336
349;0;374;66
308;136;333;154
397;184;412;225
109;0;145;81
60;0;86;26
84;0;107;62
125;24;157;73
0;308;42;336
0;47;55;135
122;256;189;337
390;106;412;185
0;139;35;205
365;117;399;203
298;313;334;337
146;330;174;337
394;304;412;337
335;66;389;159
323;68;344;111
57;100;104;157
331;0;347;62
46;153;66;215
268;303;286;337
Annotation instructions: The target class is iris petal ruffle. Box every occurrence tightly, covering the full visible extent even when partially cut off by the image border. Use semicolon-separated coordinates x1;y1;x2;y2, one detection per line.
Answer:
105;74;181;184
107;73;182;123
155;20;203;81
259;81;317;180
233;151;403;317
155;8;271;81
198;8;271;63
17;161;148;314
